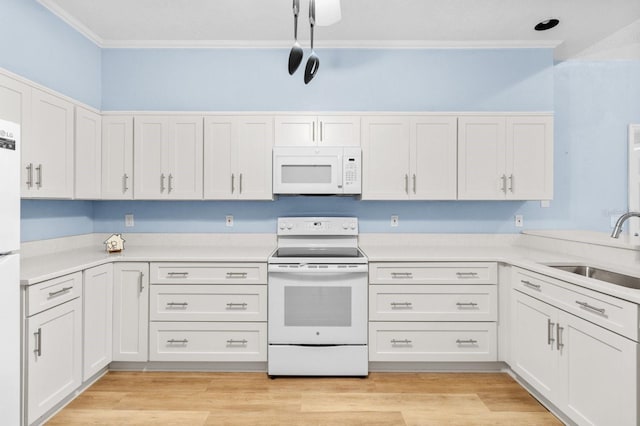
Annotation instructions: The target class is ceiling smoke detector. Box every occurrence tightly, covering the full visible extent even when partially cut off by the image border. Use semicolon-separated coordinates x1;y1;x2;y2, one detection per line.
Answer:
535;18;560;31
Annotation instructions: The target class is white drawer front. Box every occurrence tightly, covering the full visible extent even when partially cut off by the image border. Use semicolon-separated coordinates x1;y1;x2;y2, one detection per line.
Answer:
369;285;497;322
27;272;82;316
149;322;267;362
369;322;497;362
150;262;267;285
369;262;497;284
513;268;639;341
150;285;267;321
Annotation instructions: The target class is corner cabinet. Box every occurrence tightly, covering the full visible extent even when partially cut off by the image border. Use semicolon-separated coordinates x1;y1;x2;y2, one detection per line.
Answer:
274;115;360;146
204;116;273;200
112;263;149;362
458;115;553;200
361;116;457;200
101;115;134;199
134;115;204;200
74;106;102;199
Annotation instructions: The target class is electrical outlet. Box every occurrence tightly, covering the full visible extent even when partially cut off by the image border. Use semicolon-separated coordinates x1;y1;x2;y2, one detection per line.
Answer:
391;215;399;227
515;214;524;228
125;214;134;227
540;200;550;208
226;215;234;227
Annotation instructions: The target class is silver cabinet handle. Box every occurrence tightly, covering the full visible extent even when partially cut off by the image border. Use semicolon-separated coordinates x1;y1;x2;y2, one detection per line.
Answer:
575;301;606;315
35;164;42;188
312;121;316;141
508;174;514;193
167;339;188;344
412;174;416;194
123;173;129;193
456;339;478;345
167;272;189;278
456;302;479;308
226;339;248;345
139;272;144;293
456;272;479;278
404;174;409;194
34;328;42;357
168;173;173;193
226;272;248;279
500;174;507;193
547;319;555;346
390;302;413;308
26;163;33;188
557;324;564;350
390;272;413;279
48;286;73;297
226;302;248;309
521;280;541;290
320;121;323;142
239;173;243;194
390;339;412;345
231;173;235;194
166;302;188;307
160;173;166;193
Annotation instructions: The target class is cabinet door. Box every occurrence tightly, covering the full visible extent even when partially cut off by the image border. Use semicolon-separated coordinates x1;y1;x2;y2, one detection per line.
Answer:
101;116;134;199
26;88;74;198
203;116;234;199
274;115;316;146
317;115;360;146
112;263;149;362
27;298;82;424
74;107;102;199
83;264;113;380
361;116;411;200
559;311;638;426
411;115;457;200
235;116;274;200
506;116;553;200
458;116;506;200
510;290;559;403
134;116;168;199
167;116;203;199
0;74;31;195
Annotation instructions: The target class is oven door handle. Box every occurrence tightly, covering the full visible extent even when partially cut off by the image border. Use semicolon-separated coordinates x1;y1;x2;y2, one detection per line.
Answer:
268;267;368;275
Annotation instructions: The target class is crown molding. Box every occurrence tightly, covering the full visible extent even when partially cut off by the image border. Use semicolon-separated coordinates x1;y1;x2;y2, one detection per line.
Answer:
37;0;105;46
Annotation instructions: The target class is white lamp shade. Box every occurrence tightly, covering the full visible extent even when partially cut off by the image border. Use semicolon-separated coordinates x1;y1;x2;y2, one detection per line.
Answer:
315;0;341;26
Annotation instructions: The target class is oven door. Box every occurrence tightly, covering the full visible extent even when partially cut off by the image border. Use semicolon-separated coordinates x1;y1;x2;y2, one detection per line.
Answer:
268;264;367;344
272;147;343;194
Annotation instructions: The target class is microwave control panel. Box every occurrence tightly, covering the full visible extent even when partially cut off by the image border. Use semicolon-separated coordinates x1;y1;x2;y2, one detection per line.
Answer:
342;148;361;193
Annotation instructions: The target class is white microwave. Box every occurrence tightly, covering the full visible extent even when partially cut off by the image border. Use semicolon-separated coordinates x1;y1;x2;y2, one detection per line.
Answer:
272;146;361;195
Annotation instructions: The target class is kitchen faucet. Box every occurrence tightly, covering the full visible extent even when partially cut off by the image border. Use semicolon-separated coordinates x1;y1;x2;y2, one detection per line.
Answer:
610;212;640;238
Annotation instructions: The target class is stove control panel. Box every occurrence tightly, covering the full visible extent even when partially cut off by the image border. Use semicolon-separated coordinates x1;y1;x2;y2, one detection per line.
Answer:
277;217;358;236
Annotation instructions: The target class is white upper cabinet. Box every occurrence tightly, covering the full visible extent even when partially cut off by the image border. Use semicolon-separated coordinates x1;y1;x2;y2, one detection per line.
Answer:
274;115;360;146
23;88;74;199
0;73;30;132
362;115;457;200
458;115;553;200
204;116;273;200
74;106;102;199
134;115;203;200
101;116;134;200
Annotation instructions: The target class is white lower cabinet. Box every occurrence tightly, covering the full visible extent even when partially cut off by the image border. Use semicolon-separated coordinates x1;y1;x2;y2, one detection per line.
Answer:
82;264;113;380
511;289;638;426
112;263;149;362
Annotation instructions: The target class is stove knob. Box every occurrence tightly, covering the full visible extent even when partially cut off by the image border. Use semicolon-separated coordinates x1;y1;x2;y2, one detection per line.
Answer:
279;223;285;230
286;223;293;230
342;223;349;230
350;224;356;230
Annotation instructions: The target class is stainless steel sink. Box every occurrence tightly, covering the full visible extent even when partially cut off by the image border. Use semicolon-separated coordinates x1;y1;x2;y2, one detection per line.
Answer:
549;265;640;290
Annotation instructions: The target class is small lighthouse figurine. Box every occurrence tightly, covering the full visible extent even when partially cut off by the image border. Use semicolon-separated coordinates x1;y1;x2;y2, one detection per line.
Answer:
104;234;125;253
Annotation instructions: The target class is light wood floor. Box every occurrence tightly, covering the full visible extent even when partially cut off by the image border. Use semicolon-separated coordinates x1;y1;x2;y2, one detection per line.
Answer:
48;371;562;425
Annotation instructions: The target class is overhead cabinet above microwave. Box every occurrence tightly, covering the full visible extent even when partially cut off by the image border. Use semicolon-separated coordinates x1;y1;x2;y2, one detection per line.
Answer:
274;115;360;147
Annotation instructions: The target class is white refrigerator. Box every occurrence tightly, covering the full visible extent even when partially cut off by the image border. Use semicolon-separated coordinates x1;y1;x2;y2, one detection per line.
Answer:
0;118;21;426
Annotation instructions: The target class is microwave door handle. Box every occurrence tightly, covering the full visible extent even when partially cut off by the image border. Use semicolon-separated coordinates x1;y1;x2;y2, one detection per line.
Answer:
337;155;343;189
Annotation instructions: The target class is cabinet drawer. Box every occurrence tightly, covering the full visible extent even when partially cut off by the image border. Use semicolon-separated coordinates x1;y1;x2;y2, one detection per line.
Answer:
513;268;639;341
150;285;267;321
369;285;497;322
26;272;82;316
369;262;497;284
149;322;267;362
369;322;497;362
150;262;267;284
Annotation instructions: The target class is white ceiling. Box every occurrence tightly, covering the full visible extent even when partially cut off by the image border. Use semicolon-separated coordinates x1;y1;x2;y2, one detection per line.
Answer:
38;0;640;60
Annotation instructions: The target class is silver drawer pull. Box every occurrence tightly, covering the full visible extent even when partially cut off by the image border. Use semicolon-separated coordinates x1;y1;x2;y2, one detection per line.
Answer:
226;302;248;309
390;302;413;308
575;301;606;315
226;339;248;345
521;280;541;290
557;325;564;350
48;286;73;297
456;302;479;308
226;272;248;279
167;272;189;278
456;339;478;345
390;339;412;345
166;302;189;307
456;272;479;278
34;328;42;357
390;272;413;279
167;339;188;344
547;319;555;346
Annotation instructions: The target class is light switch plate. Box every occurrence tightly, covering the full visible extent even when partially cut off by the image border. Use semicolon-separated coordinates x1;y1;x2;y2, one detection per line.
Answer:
391;215;399;227
515;215;524;227
226;215;234;227
125;214;134;227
